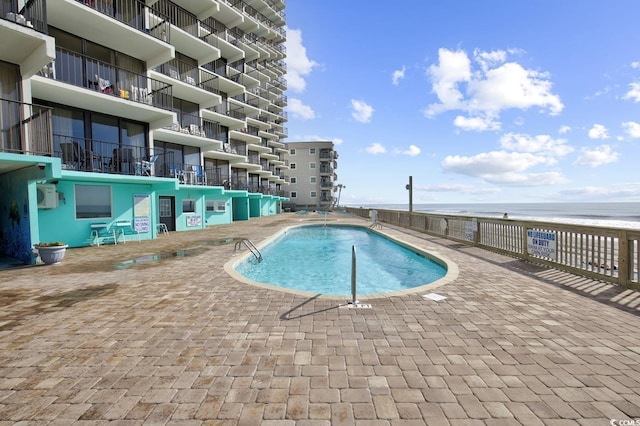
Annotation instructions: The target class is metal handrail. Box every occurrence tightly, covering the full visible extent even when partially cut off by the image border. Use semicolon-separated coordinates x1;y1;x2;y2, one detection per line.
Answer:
234;239;262;262
349;245;358;304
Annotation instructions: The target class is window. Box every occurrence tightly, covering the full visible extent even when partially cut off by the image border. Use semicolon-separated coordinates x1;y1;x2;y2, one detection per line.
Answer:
206;200;226;212
310;176;316;183
309;162;316;169
75;184;111;218
290;177;297;184
289;148;296;155
290;162;296;169
291;191;297;198
182;199;196;213
309;148;315;154
310;191;317;198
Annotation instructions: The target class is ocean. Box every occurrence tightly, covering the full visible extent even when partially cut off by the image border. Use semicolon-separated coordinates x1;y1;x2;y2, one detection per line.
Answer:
348;202;640;229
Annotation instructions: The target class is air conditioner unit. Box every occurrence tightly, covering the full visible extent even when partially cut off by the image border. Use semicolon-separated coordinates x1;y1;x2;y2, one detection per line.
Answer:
37;184;57;209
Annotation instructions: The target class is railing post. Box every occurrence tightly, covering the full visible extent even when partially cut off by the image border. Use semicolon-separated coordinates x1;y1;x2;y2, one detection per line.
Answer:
618;230;629;286
522;222;530;261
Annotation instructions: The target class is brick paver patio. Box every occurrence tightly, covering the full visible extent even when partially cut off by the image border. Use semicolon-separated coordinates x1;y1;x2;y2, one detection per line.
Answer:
0;212;639;425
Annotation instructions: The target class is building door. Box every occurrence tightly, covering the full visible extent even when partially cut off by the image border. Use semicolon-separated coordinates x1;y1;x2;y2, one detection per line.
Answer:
158;196;175;231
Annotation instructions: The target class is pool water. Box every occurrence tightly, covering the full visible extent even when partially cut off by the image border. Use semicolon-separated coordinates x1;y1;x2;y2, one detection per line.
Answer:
234;225;447;296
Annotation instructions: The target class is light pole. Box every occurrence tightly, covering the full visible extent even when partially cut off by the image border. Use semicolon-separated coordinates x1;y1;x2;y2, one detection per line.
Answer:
405;176;413;213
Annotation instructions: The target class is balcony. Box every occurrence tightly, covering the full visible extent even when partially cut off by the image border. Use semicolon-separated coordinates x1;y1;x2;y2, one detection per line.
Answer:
203;102;245;130
0;0;54;77
150;0;220;65
33;47;175;129
151;60;221;109
47;0;174;69
0;98;52;156
154;112;222;151
53;134;175;176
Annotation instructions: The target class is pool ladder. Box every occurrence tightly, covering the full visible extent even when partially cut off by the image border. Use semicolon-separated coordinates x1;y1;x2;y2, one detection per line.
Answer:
235;239;263;262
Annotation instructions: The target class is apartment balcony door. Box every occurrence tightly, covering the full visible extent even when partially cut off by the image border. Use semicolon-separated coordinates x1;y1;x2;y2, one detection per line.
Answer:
158;196;175;232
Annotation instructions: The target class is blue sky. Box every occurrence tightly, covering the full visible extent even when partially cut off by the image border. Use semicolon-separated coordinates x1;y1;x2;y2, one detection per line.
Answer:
283;1;640;205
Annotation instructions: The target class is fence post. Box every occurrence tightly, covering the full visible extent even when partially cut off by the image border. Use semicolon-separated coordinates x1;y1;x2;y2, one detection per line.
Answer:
618;230;629;286
522;223;530;261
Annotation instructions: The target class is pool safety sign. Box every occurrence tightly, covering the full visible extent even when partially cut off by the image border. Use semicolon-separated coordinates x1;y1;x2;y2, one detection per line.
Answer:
527;230;557;260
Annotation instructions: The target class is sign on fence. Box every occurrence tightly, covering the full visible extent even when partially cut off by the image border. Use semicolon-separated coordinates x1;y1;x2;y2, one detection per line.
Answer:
527;230;557;260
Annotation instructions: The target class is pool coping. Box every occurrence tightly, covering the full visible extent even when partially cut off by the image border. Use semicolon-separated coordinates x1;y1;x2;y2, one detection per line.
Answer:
223;223;459;301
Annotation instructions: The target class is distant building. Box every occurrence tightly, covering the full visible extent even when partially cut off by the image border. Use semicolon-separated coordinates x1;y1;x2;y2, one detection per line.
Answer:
283;141;338;210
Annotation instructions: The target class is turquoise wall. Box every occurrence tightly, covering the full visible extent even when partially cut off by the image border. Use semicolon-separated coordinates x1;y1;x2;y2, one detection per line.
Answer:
38;180;157;247
205;196;232;226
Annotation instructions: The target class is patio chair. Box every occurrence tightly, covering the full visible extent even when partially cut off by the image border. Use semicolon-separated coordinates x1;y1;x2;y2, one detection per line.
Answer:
60;142;84;169
136;154;159;176
192;165;206;185
169;163;184;182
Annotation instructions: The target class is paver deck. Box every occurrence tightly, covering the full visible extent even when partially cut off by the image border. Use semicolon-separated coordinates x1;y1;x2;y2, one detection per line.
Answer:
1;212;639;425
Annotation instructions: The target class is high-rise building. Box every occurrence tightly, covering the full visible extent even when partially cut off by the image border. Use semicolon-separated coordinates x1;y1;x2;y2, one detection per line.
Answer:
0;0;288;264
283;141;338;211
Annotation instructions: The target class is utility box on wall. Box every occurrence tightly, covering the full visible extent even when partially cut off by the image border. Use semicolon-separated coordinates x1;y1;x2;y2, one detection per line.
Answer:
36;184;57;209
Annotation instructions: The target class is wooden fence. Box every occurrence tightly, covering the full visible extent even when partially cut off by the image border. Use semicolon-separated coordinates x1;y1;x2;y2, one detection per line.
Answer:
346;207;640;289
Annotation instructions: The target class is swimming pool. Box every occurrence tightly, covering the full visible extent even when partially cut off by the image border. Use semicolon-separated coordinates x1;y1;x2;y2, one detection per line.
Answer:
227;225;455;298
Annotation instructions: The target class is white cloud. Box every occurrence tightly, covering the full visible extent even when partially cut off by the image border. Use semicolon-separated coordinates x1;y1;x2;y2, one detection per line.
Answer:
400;145;421;156
366;143;386;154
287;98;315;120
557;183;640;200
623;82;640;103
441;150;565;186
424;48;563;132
484;172;568;186
415;183;500;195
632;62;640;69
573;144;618;167
392;66;406;86
425;48;471;115
499;133;573;156
453;115;500;132
588;124;609;139
559;125;572;134
622;121;640;139
442;151;554;176
284;28;318;93
351;99;374;123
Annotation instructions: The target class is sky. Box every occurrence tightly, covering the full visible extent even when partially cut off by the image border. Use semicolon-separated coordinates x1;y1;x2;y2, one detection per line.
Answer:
282;1;640;206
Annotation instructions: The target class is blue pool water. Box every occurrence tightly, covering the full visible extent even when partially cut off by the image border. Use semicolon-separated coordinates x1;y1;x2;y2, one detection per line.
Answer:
234;225;447;296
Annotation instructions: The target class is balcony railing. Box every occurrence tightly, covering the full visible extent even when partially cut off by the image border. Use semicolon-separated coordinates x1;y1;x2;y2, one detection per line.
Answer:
204;166;229;187
41;47;173;111
76;0;170;43
53;134;174;176
1;0;47;33
155;57;198;86
164;114;223;143
0;98;53;155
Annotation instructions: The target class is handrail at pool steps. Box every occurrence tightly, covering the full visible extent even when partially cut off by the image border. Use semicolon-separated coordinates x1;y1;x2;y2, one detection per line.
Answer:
345;207;640;289
348;245;358;305
234;238;262;262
